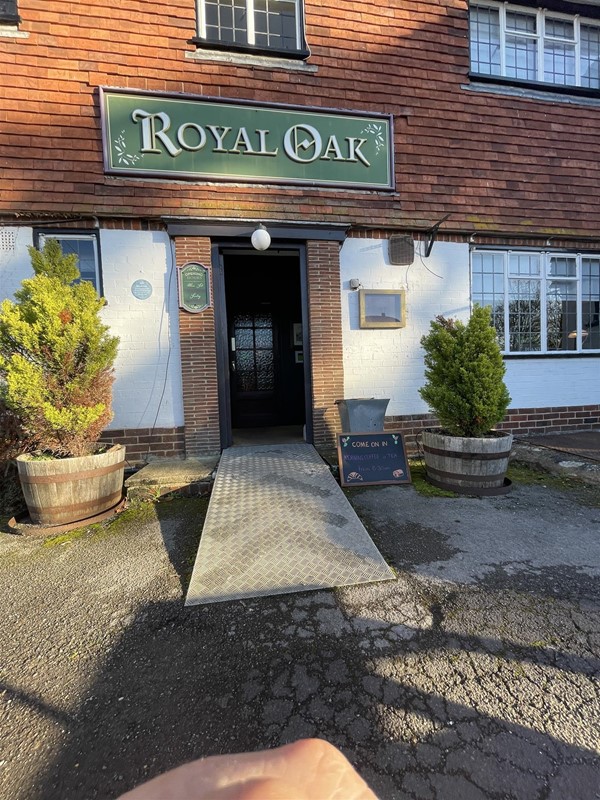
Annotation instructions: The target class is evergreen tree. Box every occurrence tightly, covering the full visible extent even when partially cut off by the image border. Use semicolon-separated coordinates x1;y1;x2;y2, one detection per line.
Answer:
0;239;119;457
419;305;510;437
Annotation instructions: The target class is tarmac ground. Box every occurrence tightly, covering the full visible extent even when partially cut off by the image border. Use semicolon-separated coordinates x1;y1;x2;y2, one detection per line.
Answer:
0;454;599;800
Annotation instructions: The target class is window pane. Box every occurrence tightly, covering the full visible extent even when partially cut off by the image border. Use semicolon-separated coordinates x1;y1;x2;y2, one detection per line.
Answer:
470;5;501;75
254;0;298;50
254;327;273;348
506;11;536;34
234;328;254;348
204;0;247;44
506;35;538;80
548;256;576;277
509;279;541;351
254;313;271;328
41;235;99;290
582;258;600;350
472;252;505;348
0;1;18;21
236;350;256;391
581;25;600;89
509;253;540;276
544;41;575;85
547;280;577;351
544;18;573;41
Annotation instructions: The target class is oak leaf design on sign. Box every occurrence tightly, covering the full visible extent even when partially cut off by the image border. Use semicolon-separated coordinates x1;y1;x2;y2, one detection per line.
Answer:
361;123;385;154
114;131;142;166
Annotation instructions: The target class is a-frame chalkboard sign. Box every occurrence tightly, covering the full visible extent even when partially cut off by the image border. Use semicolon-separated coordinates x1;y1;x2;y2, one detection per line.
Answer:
337;431;411;487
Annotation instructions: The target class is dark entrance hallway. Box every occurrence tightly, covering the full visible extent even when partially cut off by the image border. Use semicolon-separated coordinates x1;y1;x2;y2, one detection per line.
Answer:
223;251;306;442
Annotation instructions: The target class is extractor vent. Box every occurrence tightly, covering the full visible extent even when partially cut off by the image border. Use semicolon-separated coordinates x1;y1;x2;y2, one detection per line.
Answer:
388;235;414;266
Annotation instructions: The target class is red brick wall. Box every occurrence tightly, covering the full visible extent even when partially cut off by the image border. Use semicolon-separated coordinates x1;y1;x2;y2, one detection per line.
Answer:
386;405;600;453
100;427;185;463
175;237;221;456
307;240;344;448
2;1;600;238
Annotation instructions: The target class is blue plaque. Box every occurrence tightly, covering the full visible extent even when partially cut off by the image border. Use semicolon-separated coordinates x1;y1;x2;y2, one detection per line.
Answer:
131;279;153;300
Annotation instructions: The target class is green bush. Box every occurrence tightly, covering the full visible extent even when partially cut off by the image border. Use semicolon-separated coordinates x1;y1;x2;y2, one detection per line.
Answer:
0;239;119;457
419;305;511;437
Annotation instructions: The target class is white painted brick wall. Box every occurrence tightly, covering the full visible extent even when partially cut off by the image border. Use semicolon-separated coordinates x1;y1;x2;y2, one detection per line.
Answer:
3;230;598;428
0;227;184;430
100;230;183;430
340;238;600;414
505;359;600;407
340;238;471;416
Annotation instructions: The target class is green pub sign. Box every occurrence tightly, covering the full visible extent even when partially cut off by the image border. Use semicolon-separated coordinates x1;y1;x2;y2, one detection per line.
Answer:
100;88;393;190
178;262;210;313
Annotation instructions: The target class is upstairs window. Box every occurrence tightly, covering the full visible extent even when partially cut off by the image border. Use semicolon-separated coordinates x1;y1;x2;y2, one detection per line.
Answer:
470;2;600;90
195;0;308;58
0;1;19;24
35;232;103;294
471;250;600;354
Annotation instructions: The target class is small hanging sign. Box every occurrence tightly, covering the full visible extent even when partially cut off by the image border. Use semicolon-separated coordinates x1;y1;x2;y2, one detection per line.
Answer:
178;262;210;313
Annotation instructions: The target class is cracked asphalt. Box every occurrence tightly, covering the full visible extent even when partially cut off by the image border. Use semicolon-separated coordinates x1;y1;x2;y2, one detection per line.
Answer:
1;468;599;800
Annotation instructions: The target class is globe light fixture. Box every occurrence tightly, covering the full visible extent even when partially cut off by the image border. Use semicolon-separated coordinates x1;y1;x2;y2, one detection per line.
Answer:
251;223;271;251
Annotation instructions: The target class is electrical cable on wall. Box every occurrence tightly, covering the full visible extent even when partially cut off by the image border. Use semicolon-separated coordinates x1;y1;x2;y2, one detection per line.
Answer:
135;237;175;461
414;239;444;280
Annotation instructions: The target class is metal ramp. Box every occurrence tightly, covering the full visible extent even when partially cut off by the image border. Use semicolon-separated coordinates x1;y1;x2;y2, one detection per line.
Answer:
185;444;395;606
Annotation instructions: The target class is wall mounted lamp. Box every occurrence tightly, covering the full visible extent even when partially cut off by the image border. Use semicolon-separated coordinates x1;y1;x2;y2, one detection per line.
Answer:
251;224;271;251
349;278;362;290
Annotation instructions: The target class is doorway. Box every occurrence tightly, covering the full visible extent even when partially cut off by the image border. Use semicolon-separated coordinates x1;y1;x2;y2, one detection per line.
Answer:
221;249;308;445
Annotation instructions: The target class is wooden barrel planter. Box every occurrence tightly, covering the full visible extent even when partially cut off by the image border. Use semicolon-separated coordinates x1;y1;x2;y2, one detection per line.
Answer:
16;444;126;526
422;430;513;496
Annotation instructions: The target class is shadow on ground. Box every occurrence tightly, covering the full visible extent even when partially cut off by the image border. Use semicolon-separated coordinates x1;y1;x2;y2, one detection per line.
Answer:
2;479;600;800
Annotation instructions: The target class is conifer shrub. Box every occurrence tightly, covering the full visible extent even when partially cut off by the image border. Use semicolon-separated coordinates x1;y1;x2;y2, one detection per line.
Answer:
0;239;119;457
419;305;511;438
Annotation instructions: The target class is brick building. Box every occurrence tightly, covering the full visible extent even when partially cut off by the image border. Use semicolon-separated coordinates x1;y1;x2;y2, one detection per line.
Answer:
1;0;599;460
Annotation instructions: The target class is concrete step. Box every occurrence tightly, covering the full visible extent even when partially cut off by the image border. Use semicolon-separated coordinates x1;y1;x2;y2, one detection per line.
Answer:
124;457;219;501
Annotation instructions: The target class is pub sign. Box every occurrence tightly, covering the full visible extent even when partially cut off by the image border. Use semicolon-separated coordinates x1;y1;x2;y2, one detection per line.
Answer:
101;88;393;190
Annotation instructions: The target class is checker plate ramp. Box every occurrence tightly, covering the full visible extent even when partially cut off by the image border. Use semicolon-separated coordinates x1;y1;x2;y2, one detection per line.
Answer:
519;431;600;462
185;444;395;606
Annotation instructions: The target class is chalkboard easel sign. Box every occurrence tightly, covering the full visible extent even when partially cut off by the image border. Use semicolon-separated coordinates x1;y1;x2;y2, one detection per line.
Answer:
178;262;210;313
337;431;411;487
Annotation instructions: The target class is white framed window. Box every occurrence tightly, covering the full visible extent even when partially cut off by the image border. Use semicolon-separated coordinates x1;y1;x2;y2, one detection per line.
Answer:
35;231;103;294
471;249;600;354
195;0;308;57
470;2;600;90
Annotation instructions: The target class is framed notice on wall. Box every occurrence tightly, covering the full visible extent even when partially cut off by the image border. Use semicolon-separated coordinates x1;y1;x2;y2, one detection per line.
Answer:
359;289;406;329
178;262;210;313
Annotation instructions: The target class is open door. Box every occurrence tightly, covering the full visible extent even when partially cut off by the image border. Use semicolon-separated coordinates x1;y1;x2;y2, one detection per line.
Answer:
224;251;306;433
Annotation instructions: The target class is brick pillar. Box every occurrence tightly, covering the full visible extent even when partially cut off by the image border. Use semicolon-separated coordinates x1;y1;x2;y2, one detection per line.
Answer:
175;237;221;456
307;240;344;449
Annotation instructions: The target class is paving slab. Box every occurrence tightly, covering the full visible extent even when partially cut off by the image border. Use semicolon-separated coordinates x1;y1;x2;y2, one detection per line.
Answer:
125;457;219;499
185;443;395;605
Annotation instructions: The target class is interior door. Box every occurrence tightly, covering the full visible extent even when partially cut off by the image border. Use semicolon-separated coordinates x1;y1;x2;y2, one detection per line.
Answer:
230;310;277;428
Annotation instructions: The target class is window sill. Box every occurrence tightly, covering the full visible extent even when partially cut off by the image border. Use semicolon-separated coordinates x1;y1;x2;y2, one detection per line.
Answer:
464;75;600;107
0;24;28;38
503;352;600;359
185;48;317;73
